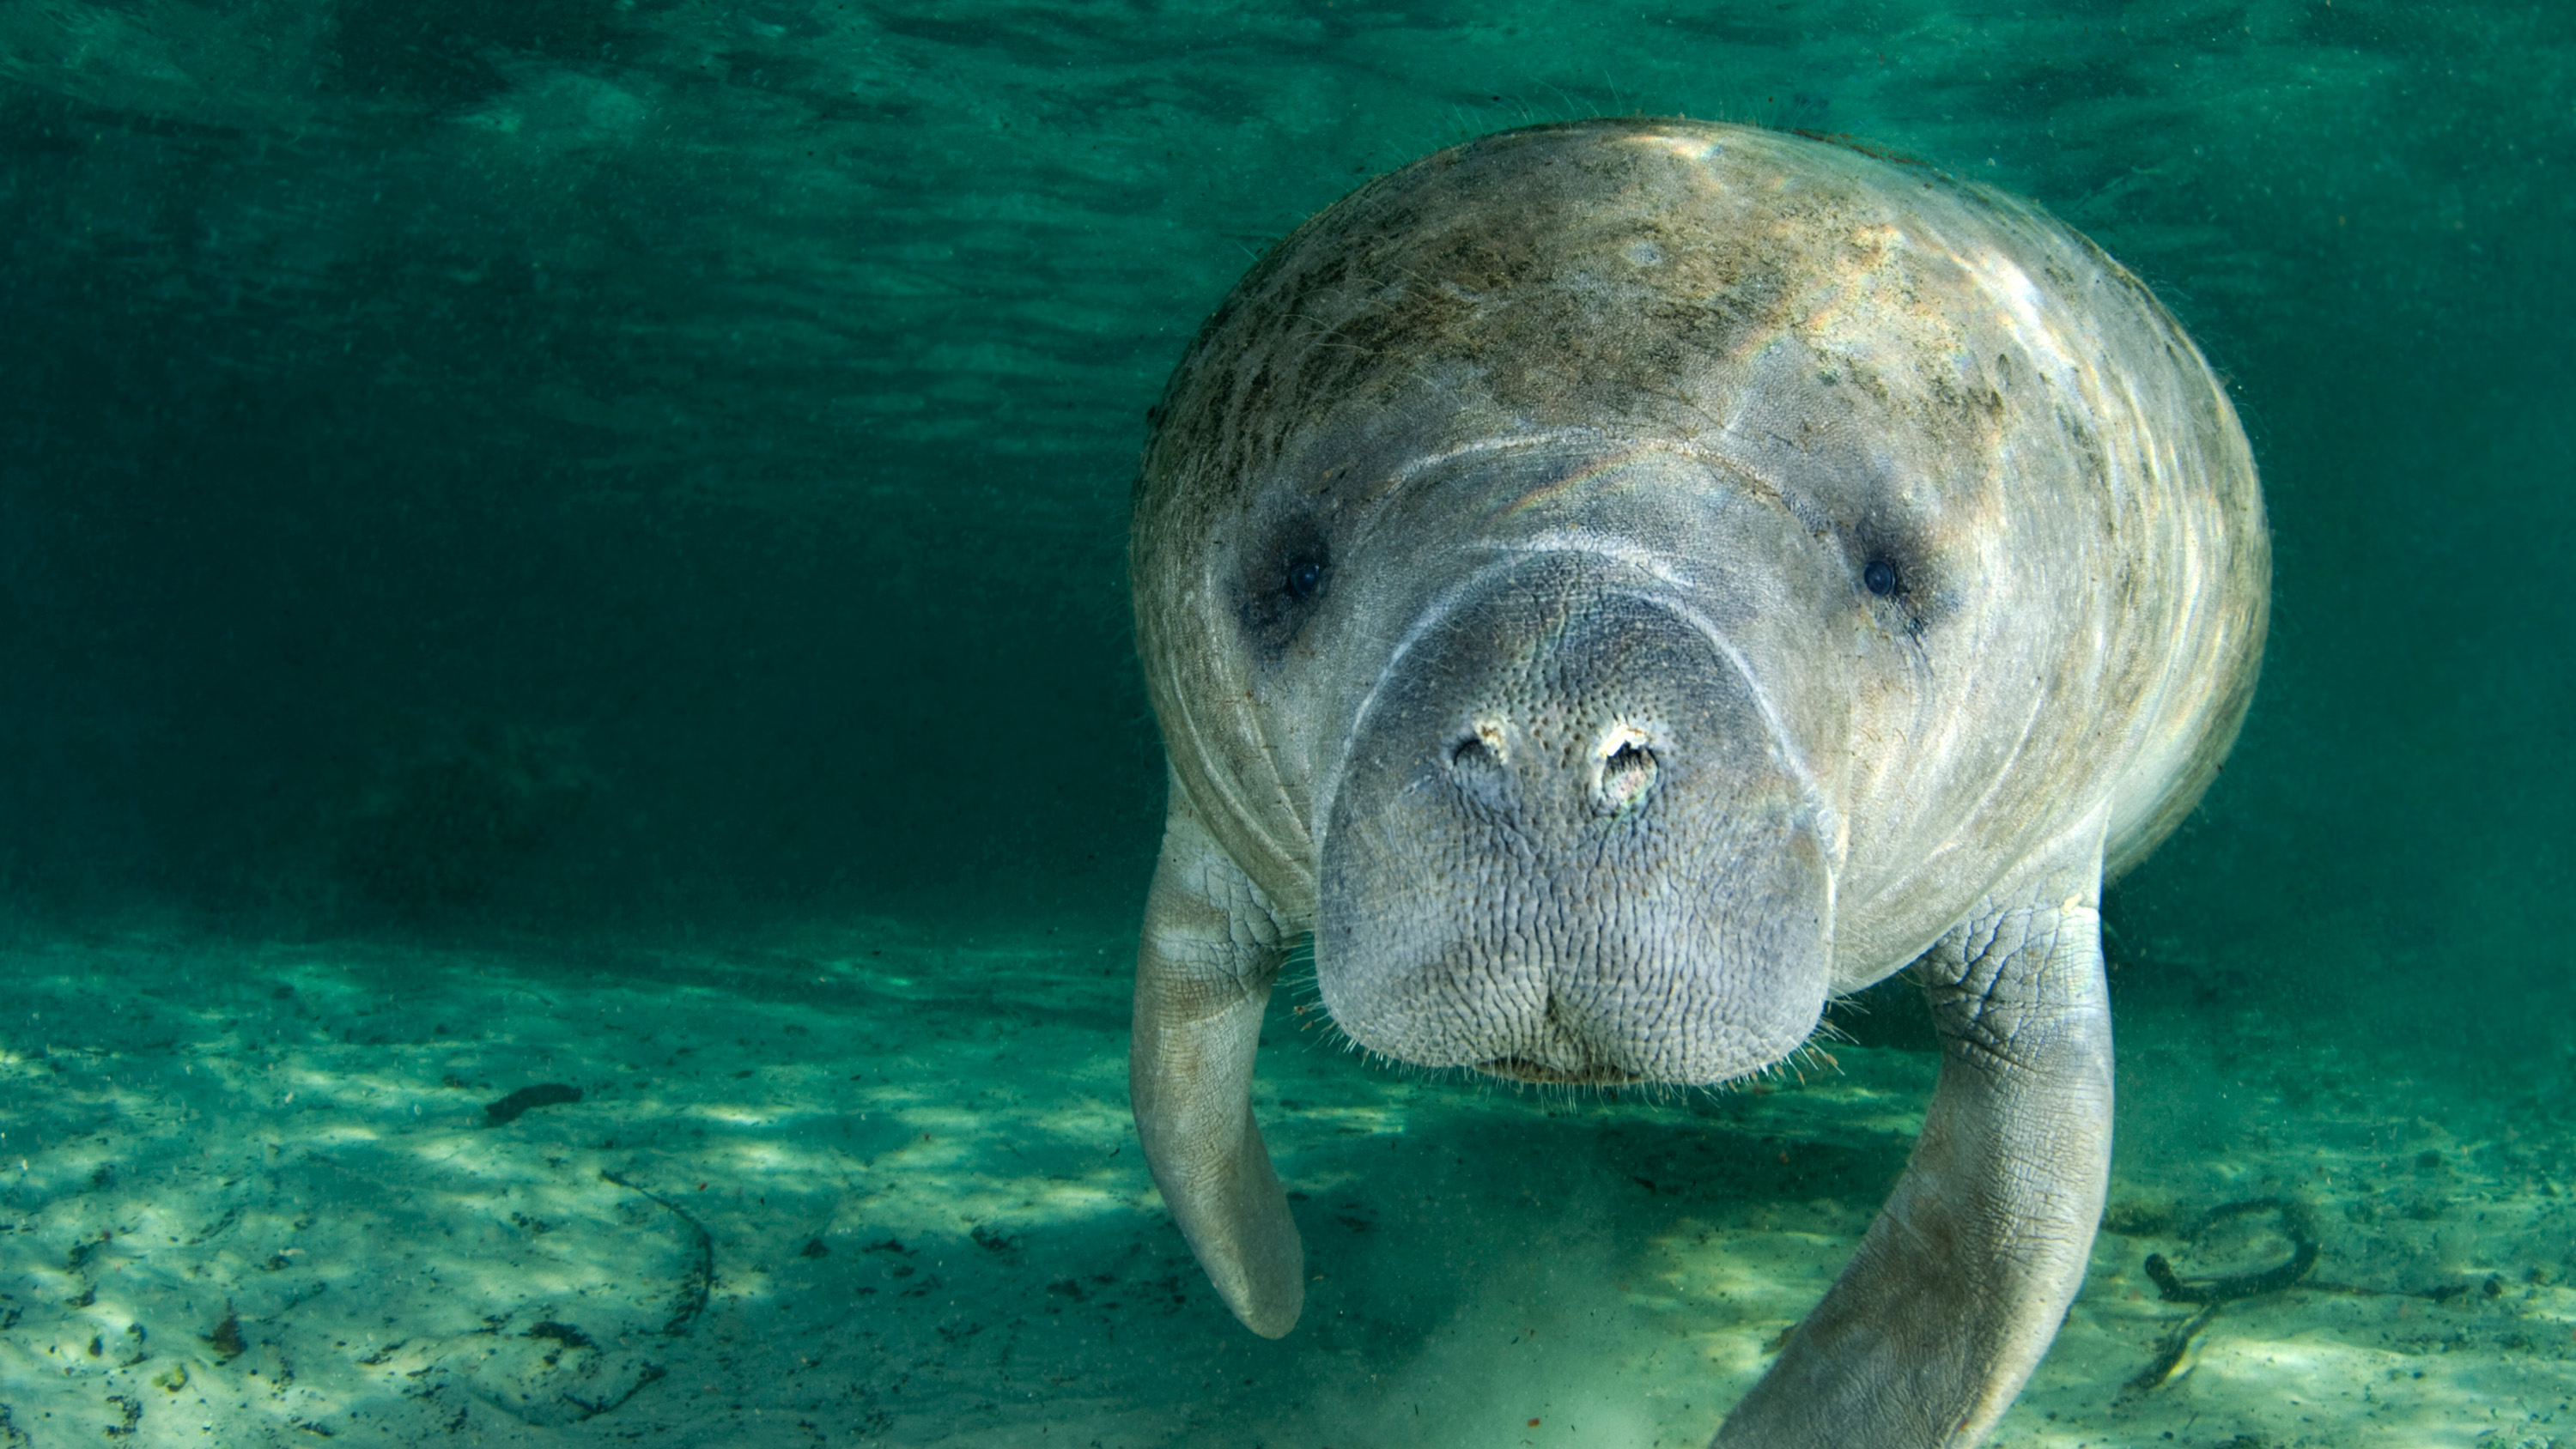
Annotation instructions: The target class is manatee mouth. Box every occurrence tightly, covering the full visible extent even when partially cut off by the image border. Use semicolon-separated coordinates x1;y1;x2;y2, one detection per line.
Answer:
1478;1058;1644;1087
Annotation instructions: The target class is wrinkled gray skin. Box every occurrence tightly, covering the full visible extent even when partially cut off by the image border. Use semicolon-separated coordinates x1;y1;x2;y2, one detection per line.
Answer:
1128;119;2267;1447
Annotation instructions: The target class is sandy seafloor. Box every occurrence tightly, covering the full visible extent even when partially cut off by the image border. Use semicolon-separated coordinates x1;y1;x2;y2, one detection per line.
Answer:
2;920;2570;1449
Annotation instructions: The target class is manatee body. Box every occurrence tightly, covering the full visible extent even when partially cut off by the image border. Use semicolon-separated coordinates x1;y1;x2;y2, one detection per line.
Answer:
1127;118;2267;1447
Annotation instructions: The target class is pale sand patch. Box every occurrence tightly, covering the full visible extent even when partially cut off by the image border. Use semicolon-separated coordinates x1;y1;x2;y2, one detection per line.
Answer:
2;925;2567;1446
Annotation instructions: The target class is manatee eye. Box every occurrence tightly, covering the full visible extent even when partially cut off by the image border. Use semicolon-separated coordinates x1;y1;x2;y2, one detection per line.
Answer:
1241;520;1330;658
1862;559;1899;597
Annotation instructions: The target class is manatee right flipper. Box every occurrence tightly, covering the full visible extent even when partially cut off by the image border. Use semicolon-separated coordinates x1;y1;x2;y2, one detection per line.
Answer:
1129;782;1304;1339
1718;821;2115;1448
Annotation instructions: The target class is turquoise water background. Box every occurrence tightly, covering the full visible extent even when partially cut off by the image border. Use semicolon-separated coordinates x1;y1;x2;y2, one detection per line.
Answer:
2;3;2573;1445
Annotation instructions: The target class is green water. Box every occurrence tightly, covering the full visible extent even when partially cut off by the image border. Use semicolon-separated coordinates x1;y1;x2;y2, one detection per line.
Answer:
1;3;2570;1446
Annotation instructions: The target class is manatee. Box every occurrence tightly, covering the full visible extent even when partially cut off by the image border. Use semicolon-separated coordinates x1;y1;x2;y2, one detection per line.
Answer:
1127;118;2268;1447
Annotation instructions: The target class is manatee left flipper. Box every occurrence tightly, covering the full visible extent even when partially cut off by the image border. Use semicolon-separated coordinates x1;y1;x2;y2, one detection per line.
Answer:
1718;818;2115;1449
1129;780;1303;1338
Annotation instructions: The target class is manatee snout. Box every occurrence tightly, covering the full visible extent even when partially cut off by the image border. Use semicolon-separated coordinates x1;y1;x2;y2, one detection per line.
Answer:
1317;554;1835;1087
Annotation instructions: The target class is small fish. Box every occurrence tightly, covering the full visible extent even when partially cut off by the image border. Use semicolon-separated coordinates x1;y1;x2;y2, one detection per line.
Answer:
484;1083;583;1126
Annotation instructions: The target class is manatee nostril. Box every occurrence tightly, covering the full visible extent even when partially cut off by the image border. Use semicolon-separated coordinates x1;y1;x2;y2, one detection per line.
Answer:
1449;719;1509;770
1445;719;1514;808
1595;734;1659;814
